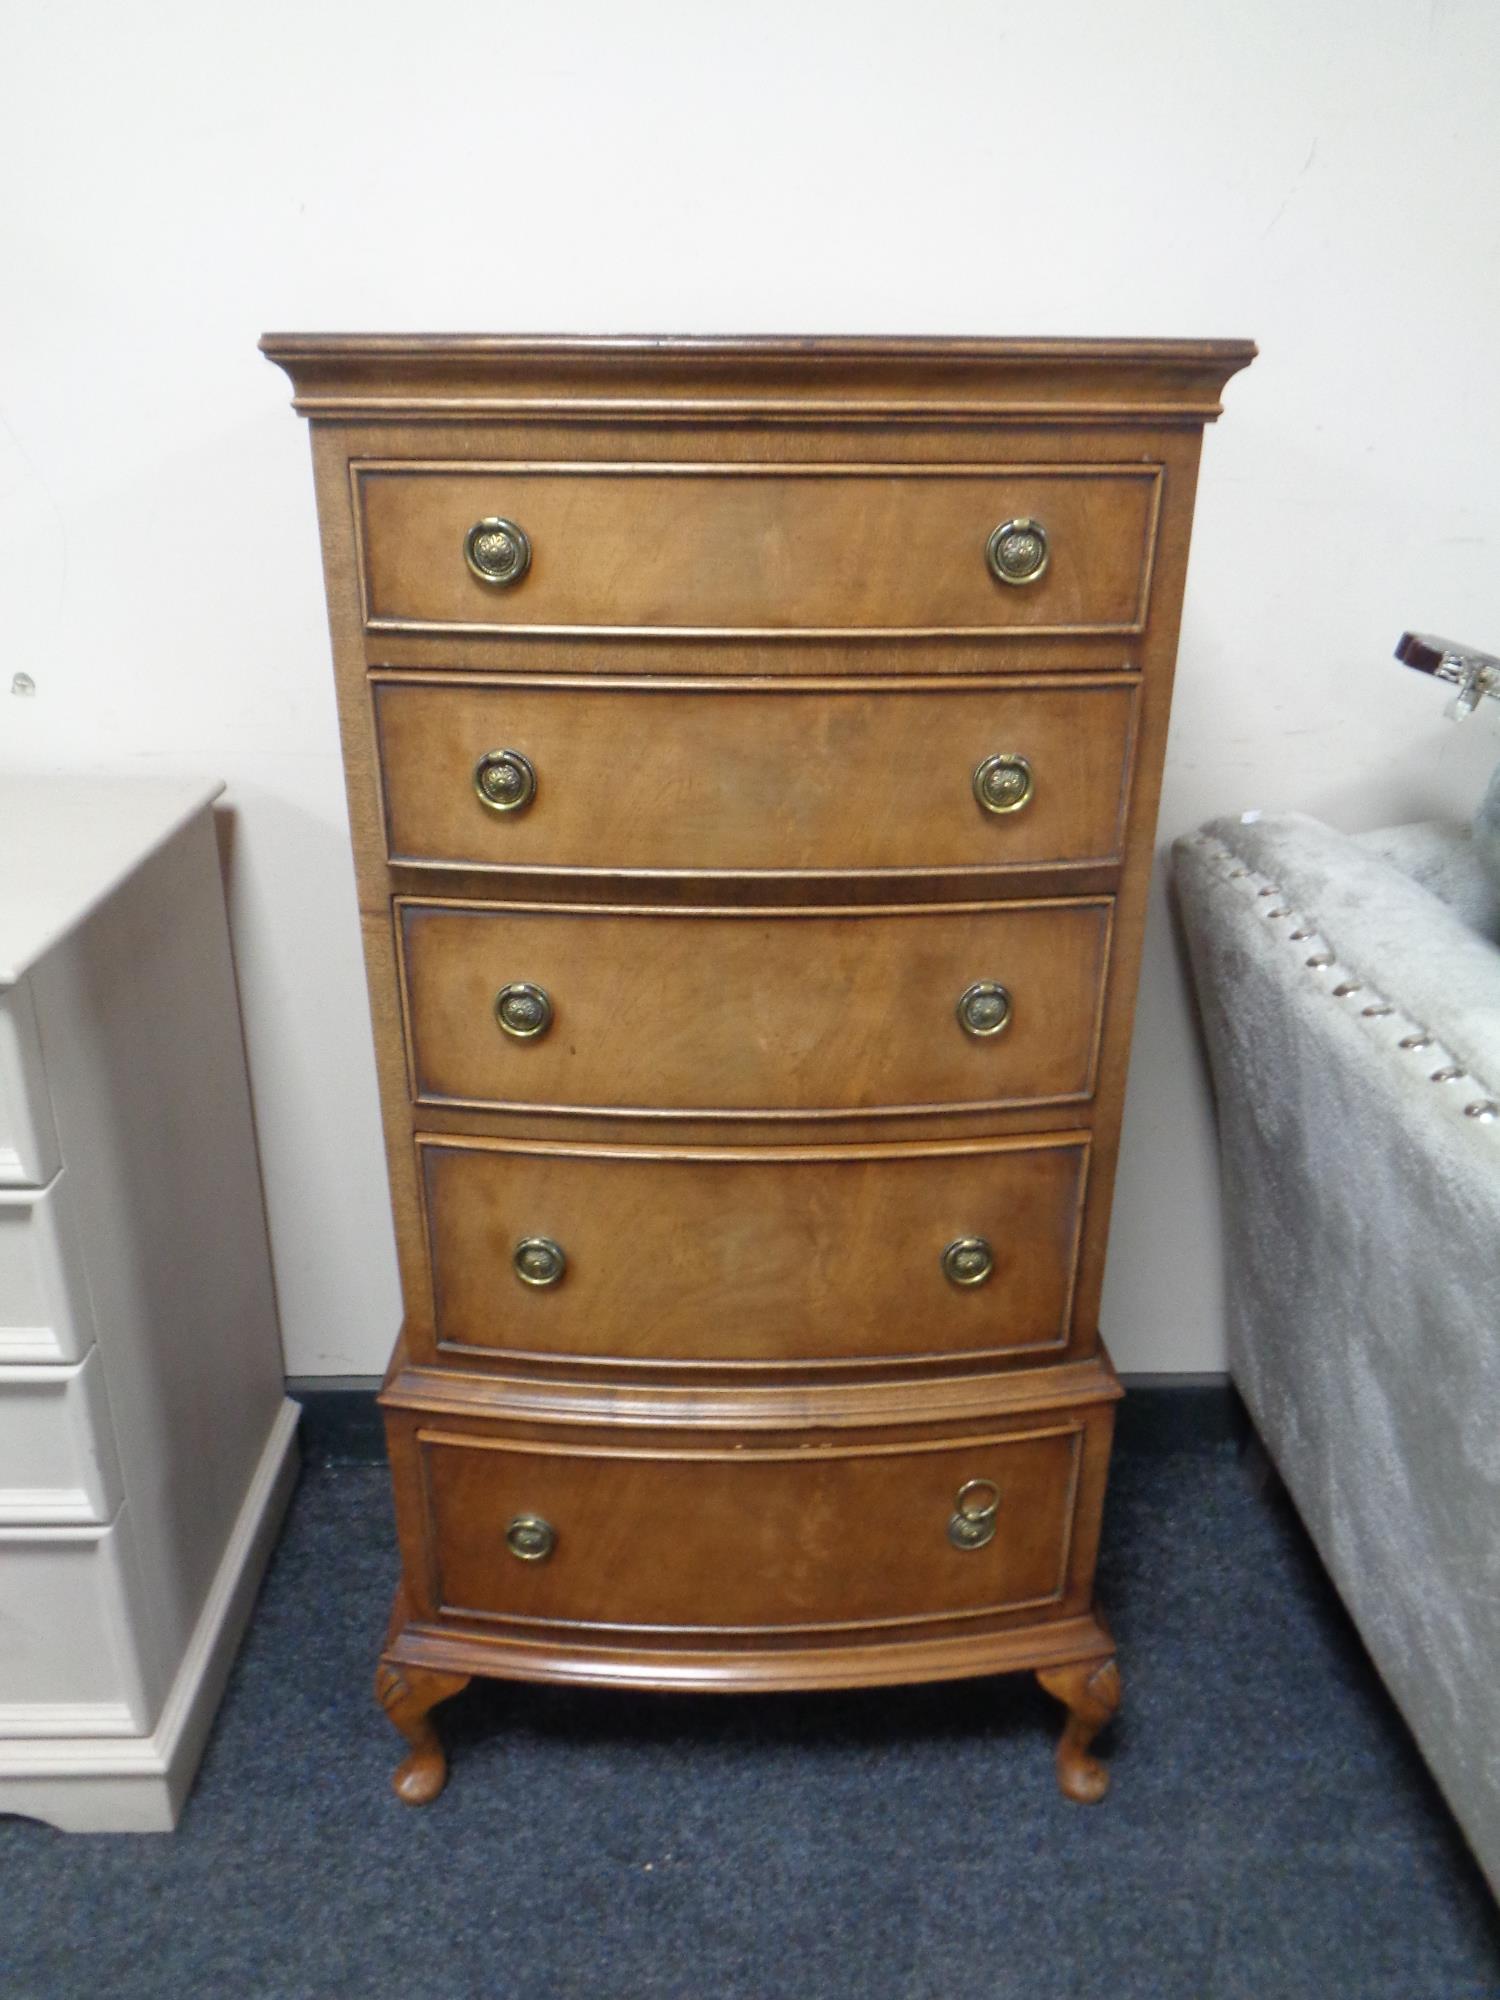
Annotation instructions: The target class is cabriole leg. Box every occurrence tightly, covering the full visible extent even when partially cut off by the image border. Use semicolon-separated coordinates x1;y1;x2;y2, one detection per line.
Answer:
1036;1655;1121;1803
375;1659;472;1805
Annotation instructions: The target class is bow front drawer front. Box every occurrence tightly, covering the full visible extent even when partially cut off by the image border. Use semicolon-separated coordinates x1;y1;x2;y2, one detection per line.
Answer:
418;1133;1090;1369
397;898;1111;1120
374;676;1137;877
354;464;1162;636
400;1417;1096;1636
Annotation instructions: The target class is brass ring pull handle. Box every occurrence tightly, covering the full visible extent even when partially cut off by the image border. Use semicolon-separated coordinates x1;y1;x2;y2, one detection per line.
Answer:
942;1237;995;1287
513;1237;567;1288
474;748;537;814
957;981;1013;1038
505;1513;557;1562
464;516;532;587
973;753;1034;815
986;517;1049;587
948;1478;1000;1551
495;982;553;1039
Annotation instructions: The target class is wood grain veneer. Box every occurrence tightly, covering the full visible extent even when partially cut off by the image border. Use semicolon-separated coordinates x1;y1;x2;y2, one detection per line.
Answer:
413;1422;1086;1634
355;462;1160;636
418;1132;1089;1371
373;674;1138;878
396;895;1112;1120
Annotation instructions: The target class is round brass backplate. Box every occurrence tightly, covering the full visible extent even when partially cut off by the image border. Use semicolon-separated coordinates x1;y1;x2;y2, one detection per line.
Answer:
464;516;532;587
942;1237;996;1287
973;753;1035;815
495;982;553;1039
957;981;1013;1038
986;517;1049;587
947;1511;997;1551
505;1513;557;1562
474;747;537;814
513;1237;567;1288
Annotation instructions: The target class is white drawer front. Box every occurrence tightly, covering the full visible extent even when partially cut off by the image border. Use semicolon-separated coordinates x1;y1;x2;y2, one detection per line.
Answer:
0;1171;94;1365
0;982;60;1188
0;1511;155;1733
0;1347;123;1525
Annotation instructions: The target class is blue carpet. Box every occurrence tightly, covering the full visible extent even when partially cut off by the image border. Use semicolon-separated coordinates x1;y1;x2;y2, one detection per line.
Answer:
3;1438;1498;1999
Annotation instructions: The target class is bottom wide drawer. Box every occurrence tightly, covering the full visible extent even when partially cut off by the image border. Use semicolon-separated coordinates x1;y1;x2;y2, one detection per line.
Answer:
396;1407;1112;1639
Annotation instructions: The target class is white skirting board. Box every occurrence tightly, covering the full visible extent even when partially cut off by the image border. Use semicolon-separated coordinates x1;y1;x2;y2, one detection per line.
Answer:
0;1397;300;1833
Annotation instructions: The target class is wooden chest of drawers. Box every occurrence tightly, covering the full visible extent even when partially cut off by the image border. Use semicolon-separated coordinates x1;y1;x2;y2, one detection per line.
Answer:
263;334;1252;1804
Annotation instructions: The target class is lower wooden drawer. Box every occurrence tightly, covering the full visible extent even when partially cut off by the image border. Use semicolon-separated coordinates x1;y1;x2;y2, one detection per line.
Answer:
393;1407;1110;1640
418;1132;1089;1370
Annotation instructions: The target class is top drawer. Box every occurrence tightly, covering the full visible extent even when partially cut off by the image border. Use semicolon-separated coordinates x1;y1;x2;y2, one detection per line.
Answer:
354;463;1163;638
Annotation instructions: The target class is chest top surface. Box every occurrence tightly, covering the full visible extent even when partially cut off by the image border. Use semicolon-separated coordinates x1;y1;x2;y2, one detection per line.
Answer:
0;775;222;986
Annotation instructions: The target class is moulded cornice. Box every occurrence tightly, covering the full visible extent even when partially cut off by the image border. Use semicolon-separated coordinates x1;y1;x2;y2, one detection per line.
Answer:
259;332;1257;425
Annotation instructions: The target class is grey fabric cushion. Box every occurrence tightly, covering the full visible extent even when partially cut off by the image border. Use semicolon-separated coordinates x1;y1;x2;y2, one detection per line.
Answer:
1354;819;1500;942
1174;812;1500;1899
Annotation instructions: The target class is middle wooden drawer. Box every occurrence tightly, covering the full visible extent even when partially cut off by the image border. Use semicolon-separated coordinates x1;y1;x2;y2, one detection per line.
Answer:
397;895;1112;1121
373;674;1137;878
417;1132;1090;1369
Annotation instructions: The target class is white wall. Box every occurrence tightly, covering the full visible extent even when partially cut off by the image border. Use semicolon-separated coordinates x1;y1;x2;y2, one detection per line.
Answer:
3;0;1498;1375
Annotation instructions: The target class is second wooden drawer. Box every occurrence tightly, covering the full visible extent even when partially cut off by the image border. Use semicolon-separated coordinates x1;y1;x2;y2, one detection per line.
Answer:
374;675;1137;877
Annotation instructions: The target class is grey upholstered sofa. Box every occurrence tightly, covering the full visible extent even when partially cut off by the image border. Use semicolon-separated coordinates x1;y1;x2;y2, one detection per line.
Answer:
1174;811;1500;1897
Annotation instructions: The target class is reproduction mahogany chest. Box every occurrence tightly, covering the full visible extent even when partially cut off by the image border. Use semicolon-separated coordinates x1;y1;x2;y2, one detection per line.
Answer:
262;333;1253;1803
